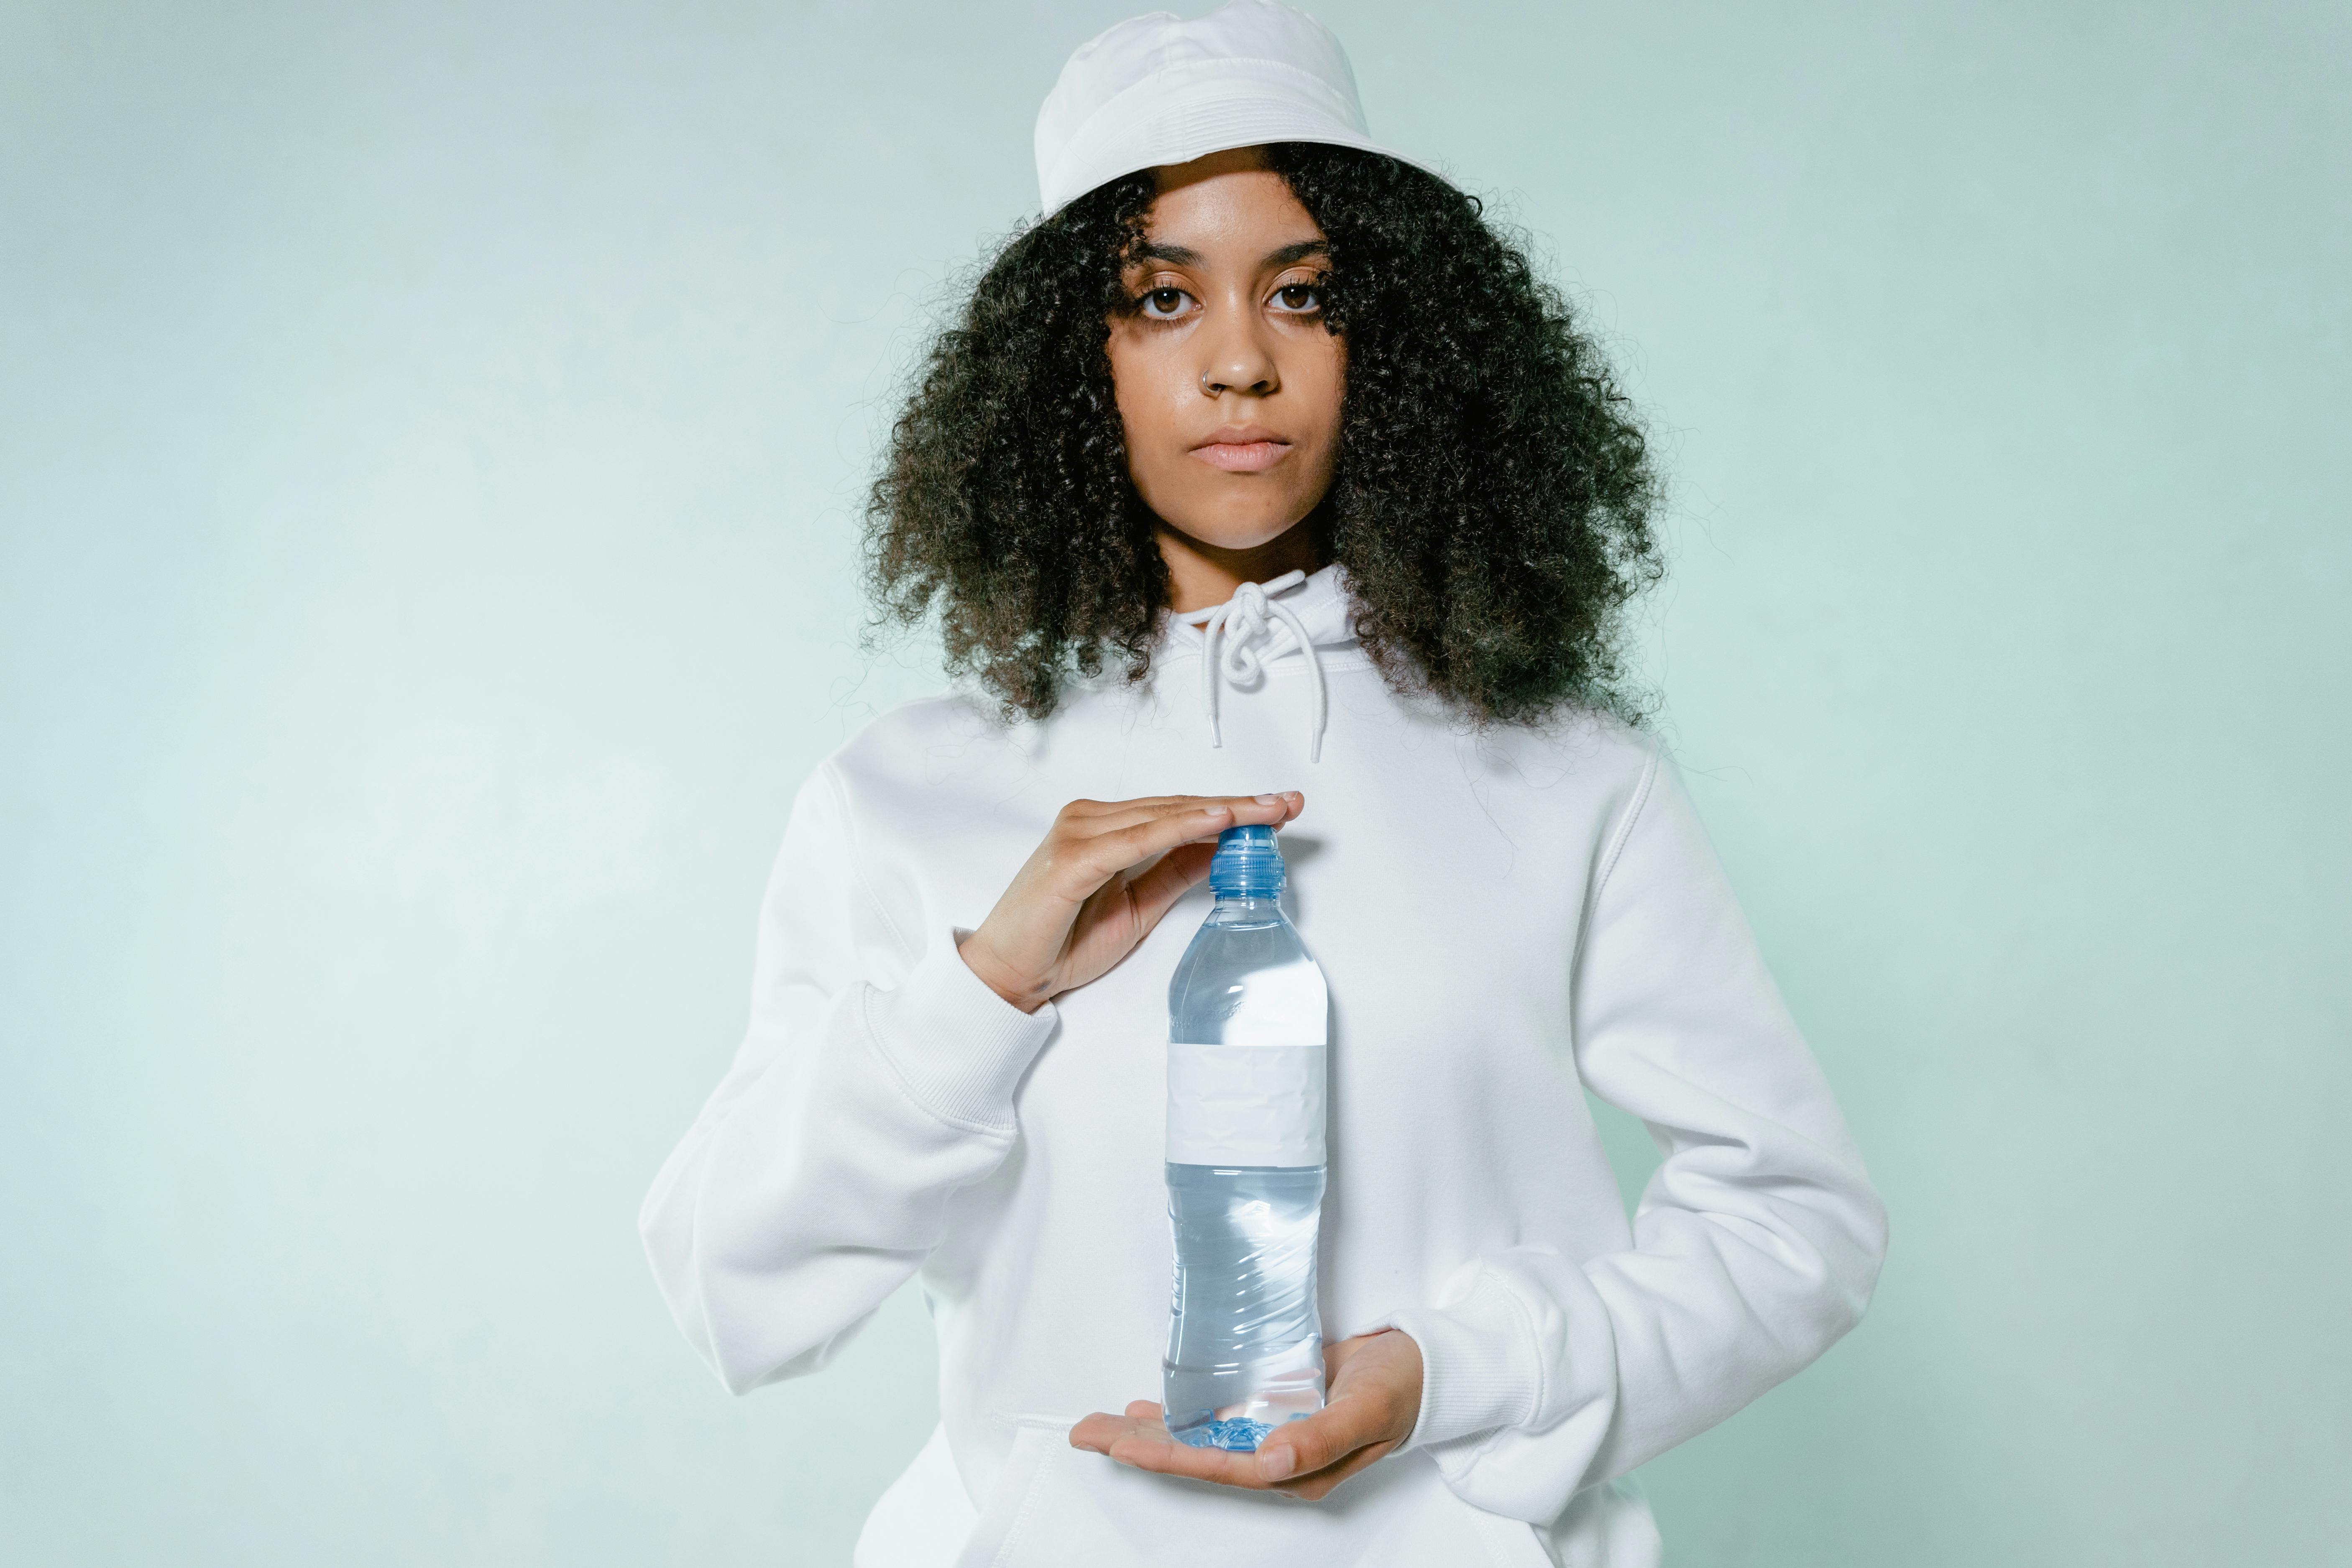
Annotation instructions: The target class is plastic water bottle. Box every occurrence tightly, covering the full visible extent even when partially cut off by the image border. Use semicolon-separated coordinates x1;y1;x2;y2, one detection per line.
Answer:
1163;824;1329;1452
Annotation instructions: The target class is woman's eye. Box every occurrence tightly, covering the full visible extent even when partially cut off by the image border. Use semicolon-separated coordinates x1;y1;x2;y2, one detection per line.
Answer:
1273;282;1324;312
1140;286;1191;319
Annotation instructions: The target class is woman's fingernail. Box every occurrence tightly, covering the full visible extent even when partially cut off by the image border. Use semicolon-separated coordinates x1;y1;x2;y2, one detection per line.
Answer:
1258;1446;1296;1481
1255;793;1281;804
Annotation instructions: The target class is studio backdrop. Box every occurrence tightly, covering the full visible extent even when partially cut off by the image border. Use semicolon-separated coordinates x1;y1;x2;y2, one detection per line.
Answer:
3;1;2346;1563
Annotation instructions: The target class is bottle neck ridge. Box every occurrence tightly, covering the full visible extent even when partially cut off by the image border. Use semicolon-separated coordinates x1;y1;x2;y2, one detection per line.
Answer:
1205;892;1286;925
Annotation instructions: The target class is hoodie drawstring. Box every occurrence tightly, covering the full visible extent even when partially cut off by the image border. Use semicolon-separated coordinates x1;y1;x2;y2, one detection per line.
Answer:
1174;569;1328;764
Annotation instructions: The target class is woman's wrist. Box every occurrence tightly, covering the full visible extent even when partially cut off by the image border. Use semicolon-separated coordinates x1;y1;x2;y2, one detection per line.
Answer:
955;929;1051;1014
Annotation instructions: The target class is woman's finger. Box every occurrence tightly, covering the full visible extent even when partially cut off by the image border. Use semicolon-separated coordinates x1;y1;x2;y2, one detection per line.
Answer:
1081;790;1305;929
1251;1392;1393;1486
1101;1430;1268;1487
1102;1420;1382;1496
1269;1437;1395;1501
1102;791;1301;861
1035;792;1304;904
1119;841;1218;930
1054;794;1227;821
1053;801;1288;897
1069;1401;1179;1454
1070;1402;1395;1500
960;790;1308;1011
1064;791;1303;841
1069;1403;1291;1489
1067;1409;1144;1454
1049;807;1232;895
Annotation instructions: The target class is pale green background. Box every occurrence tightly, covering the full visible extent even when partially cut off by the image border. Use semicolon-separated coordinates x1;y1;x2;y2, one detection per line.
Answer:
4;1;2347;1563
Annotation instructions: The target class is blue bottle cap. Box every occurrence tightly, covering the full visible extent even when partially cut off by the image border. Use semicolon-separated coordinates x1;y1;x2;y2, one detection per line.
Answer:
1208;823;1285;898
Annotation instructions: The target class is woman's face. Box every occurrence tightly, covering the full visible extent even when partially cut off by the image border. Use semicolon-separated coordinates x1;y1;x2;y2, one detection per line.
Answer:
1107;147;1345;555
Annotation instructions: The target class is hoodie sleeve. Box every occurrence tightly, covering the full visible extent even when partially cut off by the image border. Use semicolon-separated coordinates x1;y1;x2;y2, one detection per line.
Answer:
637;761;1057;1394
1382;749;1889;1523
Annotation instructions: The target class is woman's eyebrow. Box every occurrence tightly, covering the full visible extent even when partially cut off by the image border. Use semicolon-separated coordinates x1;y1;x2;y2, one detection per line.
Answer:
1263;239;1329;267
1125;238;1330;269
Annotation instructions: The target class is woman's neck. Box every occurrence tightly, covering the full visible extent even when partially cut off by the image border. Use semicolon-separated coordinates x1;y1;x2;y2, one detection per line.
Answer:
1156;517;1327;613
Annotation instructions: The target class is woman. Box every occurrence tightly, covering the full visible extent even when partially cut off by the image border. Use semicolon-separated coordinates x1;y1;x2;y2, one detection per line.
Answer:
640;5;1887;1563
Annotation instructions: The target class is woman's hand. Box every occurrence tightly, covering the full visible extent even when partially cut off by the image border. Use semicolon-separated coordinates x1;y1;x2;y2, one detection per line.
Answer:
956;792;1304;1013
1067;1329;1424;1502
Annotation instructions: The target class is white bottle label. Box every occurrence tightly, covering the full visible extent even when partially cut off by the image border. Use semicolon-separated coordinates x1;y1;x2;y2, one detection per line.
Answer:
1165;1043;1327;1167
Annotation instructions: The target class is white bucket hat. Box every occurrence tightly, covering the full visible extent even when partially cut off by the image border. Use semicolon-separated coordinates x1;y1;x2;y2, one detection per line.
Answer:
1033;0;1443;217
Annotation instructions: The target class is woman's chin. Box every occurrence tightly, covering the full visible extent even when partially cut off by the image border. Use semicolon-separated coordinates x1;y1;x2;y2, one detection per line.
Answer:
1156;513;1319;557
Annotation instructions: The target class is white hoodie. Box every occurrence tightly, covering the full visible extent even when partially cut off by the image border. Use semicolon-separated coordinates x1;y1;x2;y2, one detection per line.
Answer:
639;565;1888;1567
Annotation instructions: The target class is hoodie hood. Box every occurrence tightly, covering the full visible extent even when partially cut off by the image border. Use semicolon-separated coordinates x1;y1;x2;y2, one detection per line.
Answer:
1158;563;1360;763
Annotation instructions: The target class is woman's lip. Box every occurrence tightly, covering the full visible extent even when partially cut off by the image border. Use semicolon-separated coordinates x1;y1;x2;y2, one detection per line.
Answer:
1192;440;1291;473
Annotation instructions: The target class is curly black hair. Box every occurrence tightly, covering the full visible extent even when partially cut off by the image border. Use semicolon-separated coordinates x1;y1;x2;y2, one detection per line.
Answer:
863;143;1663;726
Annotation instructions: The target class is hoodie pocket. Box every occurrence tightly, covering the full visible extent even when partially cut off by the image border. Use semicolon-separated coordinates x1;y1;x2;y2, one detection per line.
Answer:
951;1420;1065;1568
951;1420;1528;1568
950;1418;1304;1568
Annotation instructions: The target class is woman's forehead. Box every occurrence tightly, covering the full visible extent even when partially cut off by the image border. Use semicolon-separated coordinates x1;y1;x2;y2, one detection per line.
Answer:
1135;164;1322;262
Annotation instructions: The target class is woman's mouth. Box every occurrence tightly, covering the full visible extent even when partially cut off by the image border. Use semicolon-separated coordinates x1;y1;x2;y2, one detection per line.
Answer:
1191;427;1292;473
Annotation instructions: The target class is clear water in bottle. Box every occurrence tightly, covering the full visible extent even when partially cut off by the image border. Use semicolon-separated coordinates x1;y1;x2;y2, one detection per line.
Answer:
1163;824;1329;1452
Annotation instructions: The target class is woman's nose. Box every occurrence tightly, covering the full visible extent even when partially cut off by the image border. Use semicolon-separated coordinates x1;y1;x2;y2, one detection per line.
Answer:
1198;307;1279;397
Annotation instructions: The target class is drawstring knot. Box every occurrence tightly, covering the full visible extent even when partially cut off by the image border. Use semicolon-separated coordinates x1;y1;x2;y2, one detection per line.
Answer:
1174;569;1328;764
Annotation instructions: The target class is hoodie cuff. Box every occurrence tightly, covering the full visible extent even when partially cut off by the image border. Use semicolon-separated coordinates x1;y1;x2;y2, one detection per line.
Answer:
861;929;1058;1135
1383;1268;1542;1452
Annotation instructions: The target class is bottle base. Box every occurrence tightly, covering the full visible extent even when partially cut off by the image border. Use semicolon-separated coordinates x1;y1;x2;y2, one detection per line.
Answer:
1163;1352;1324;1453
1176;1417;1277;1452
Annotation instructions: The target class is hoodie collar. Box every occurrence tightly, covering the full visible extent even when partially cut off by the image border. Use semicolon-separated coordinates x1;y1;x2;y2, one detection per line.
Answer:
1163;563;1356;764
